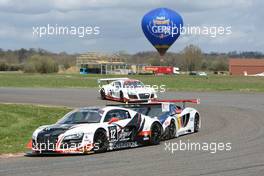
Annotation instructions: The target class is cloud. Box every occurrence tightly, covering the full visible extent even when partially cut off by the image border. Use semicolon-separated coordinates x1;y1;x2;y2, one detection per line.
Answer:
0;0;262;53
0;0;252;14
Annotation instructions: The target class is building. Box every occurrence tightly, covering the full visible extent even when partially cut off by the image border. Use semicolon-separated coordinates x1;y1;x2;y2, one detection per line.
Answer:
76;52;128;74
229;58;264;75
76;52;148;74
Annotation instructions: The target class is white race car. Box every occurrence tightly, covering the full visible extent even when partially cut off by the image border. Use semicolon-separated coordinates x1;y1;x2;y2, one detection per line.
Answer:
108;99;201;140
28;106;163;154
98;78;157;102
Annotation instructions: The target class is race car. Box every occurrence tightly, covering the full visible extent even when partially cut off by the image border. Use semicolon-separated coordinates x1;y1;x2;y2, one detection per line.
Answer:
28;106;163;154
108;99;201;140
98;78;157;102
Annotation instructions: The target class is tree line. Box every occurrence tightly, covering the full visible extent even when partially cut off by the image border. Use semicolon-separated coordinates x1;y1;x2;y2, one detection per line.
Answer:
124;45;264;72
0;46;263;73
0;48;76;73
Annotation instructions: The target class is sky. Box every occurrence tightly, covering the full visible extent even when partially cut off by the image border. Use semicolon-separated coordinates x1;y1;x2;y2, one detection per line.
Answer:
0;0;262;54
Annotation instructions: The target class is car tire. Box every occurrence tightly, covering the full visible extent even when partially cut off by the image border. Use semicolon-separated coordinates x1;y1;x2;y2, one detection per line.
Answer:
93;129;108;153
168;120;176;139
119;91;125;102
100;89;106;100
194;114;200;133
149;123;162;145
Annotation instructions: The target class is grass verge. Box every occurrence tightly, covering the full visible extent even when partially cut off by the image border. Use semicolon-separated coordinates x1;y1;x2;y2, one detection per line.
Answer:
0;72;264;92
0;103;70;154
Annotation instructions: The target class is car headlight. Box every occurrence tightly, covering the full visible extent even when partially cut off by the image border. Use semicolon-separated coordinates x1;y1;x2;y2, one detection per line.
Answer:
32;126;47;139
63;133;84;140
32;131;38;139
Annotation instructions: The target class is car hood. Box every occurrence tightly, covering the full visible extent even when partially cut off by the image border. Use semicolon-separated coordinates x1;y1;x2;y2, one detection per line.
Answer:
127;87;153;94
39;123;102;135
36;124;75;137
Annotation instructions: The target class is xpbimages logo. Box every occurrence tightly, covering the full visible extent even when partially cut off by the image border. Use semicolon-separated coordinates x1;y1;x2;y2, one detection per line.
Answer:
32;24;100;38
164;140;232;154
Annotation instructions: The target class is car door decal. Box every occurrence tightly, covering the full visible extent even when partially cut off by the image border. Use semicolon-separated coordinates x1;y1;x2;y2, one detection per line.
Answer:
183;114;190;127
124;113;142;133
108;126;118;141
177;114;181;129
111;122;132;141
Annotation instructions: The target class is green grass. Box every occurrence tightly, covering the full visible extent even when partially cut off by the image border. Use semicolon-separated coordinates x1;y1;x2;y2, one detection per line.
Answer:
0;104;70;154
0;72;264;92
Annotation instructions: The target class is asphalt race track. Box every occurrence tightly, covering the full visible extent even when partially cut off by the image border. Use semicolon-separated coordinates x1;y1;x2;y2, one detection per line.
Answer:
0;88;264;176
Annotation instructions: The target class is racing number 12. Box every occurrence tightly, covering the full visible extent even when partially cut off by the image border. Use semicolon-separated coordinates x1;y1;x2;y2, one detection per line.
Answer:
108;126;118;141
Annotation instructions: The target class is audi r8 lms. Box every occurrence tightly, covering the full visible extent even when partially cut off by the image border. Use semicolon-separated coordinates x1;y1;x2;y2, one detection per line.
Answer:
28;106;163;154
108;99;201;140
98;78;157;102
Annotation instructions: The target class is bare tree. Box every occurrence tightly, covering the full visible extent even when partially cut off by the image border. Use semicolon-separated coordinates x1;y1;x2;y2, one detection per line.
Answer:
182;44;203;71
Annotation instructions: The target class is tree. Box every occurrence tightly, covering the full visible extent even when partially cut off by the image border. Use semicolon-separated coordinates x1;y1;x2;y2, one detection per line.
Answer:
0;62;8;71
23;55;58;73
17;48;27;63
210;59;228;71
182;44;203;71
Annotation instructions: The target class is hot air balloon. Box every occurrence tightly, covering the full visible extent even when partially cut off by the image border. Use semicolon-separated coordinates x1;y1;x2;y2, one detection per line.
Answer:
141;8;183;56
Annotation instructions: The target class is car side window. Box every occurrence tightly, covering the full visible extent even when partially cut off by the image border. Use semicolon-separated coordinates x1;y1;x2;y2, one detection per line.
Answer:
73;112;87;121
114;81;121;89
170;104;177;115
104;110;131;122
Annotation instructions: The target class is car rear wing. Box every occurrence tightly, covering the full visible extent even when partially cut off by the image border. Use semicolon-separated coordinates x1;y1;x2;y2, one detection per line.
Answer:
150;99;200;104
150;99;200;108
97;78;129;84
107;99;200;109
107;99;200;116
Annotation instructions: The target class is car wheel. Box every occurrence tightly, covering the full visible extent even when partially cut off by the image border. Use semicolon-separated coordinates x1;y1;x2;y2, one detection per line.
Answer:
93;130;108;153
149;123;162;145
168;120;176;139
100;89;106;100
119;91;125;102
194;114;200;133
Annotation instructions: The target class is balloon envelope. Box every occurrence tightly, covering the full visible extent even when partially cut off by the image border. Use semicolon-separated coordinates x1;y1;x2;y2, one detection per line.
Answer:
141;8;183;55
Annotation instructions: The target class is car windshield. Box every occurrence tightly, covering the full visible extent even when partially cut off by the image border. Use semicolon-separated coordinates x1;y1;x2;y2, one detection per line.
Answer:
133;106;164;117
131;104;178;118
124;81;144;88
57;109;102;124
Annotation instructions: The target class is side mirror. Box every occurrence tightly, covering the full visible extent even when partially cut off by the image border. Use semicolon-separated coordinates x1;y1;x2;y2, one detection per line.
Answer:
175;109;182;114
108;117;119;124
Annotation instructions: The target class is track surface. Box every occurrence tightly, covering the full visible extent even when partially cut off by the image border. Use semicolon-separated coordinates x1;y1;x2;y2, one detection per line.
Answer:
0;88;264;176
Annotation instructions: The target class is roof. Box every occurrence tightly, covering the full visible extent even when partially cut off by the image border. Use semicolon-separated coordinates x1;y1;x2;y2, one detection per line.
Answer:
76;52;125;66
229;59;264;66
98;78;129;82
101;106;129;112
77;107;101;111
123;79;140;83
98;78;141;84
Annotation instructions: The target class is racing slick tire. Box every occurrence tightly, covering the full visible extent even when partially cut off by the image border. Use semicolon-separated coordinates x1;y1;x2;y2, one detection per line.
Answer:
149;123;162;145
194;113;200;133
100;89;106;100
168;120;176;139
119;91;125;103
93;129;108;153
